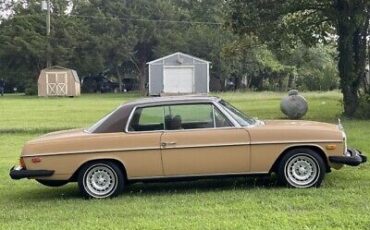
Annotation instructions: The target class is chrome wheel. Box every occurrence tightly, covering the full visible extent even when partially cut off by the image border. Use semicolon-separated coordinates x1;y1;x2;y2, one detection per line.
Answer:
83;164;118;198
284;153;320;188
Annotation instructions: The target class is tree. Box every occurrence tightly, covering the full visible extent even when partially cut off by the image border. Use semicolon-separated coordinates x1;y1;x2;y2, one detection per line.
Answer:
227;0;370;117
0;1;47;90
74;0;137;91
0;0;91;92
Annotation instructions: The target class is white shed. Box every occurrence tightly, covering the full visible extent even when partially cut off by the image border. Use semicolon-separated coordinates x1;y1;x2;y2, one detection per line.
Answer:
147;52;210;96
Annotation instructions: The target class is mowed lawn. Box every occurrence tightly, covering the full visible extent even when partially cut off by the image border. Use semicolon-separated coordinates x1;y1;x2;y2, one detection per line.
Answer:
0;91;369;229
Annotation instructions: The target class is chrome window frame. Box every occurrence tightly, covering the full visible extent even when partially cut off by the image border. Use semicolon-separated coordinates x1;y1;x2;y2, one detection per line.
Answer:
124;100;241;133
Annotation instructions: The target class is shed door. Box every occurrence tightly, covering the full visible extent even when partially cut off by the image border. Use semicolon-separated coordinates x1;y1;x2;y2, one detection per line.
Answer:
163;67;194;93
46;72;68;96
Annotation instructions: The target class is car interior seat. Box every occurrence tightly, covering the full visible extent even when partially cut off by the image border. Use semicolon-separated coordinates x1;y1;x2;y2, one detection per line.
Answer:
170;115;182;130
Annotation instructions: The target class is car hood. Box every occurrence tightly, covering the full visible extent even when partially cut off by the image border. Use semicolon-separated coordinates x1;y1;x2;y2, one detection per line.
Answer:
262;120;339;130
247;119;342;143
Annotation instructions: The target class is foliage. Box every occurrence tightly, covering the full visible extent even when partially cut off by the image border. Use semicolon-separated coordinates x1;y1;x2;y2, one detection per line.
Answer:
290;44;339;91
0;0;354;104
24;80;38;96
227;0;370;117
355;95;370;119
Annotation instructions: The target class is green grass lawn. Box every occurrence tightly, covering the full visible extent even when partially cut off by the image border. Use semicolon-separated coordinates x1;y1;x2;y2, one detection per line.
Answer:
0;91;369;229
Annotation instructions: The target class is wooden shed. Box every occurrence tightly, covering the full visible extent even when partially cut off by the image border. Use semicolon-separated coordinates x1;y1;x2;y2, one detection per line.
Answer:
38;66;81;97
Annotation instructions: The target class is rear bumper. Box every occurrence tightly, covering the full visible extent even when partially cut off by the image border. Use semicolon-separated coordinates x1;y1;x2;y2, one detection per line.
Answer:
329;148;367;166
9;166;54;180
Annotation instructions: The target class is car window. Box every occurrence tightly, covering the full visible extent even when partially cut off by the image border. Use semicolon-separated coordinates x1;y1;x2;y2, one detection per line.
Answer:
164;103;232;130
214;106;233;128
128;106;164;132
219;100;256;126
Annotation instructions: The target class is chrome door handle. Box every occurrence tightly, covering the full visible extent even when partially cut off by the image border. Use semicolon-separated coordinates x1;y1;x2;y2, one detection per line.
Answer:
161;142;176;147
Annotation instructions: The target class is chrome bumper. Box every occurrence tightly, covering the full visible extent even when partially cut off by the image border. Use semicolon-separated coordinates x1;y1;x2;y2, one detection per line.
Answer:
9;166;54;180
329;148;367;166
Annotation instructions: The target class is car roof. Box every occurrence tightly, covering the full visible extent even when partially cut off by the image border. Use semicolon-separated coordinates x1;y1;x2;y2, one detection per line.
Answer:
124;95;220;107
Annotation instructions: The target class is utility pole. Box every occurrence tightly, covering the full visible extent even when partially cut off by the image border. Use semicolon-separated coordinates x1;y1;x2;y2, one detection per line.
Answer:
46;0;51;67
42;0;51;67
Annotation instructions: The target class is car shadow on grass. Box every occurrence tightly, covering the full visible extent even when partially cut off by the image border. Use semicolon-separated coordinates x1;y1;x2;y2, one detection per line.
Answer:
124;171;367;197
9;175;282;201
124;175;280;196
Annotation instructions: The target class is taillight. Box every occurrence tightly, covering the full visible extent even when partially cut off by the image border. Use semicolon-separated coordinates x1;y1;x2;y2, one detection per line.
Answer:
19;157;26;169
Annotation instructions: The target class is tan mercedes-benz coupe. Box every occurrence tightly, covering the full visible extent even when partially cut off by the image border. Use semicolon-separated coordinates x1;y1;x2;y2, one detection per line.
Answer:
10;96;366;198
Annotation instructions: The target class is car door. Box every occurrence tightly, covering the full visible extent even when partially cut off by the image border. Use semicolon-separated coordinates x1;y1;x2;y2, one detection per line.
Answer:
160;103;251;176
124;105;165;178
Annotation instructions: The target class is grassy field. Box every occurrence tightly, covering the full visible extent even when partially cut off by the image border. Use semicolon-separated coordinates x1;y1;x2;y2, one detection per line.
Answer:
0;91;369;229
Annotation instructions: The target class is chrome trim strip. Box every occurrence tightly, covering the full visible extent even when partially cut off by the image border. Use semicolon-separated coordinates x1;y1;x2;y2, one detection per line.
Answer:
251;140;343;145
162;126;241;133
22;146;160;157
162;142;250;150
125;105;137;132
129;171;269;180
22;142;250;157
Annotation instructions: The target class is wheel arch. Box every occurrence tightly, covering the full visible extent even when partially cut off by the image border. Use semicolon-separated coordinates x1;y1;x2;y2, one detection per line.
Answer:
269;144;330;173
69;158;128;182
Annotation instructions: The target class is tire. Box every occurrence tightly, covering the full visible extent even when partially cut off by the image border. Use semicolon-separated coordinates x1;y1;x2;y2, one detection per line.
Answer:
36;179;68;187
277;148;326;188
78;161;125;199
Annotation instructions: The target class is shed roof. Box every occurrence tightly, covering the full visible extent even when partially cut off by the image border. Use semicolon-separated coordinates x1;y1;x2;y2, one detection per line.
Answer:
147;52;210;65
40;66;80;83
42;65;72;71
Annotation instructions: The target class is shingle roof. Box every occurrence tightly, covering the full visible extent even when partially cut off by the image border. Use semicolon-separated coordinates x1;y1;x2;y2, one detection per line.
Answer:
147;52;210;64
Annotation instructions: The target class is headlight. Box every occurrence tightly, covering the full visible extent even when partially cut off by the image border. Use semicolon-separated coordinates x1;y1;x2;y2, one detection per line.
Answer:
337;118;344;130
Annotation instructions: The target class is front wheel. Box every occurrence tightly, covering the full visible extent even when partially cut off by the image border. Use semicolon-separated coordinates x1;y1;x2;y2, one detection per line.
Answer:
78;161;125;199
277;148;326;188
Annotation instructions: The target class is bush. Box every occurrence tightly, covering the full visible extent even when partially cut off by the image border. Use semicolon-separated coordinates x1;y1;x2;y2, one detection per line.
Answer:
296;65;339;91
24;81;38;96
354;95;370;119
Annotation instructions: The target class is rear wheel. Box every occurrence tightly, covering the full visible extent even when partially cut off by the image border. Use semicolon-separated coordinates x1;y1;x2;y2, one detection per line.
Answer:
36;179;68;187
277;148;326;188
78;161;124;199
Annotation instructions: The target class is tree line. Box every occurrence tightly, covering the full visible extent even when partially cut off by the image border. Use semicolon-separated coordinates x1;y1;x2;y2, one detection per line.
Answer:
0;0;369;117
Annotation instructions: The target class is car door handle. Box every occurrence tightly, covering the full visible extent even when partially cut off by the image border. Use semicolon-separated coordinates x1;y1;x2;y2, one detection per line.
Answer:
161;142;176;147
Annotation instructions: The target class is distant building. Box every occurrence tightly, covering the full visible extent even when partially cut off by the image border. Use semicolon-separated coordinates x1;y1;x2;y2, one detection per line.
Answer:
147;52;210;96
38;66;81;97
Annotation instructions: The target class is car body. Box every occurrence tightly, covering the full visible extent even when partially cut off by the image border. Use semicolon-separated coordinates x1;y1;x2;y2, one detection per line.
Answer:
10;96;366;198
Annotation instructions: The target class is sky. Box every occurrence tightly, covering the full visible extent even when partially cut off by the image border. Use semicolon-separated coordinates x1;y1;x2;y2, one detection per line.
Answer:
0;0;16;19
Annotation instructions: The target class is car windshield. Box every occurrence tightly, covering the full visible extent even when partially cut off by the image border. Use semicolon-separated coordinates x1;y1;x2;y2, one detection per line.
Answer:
219;100;256;126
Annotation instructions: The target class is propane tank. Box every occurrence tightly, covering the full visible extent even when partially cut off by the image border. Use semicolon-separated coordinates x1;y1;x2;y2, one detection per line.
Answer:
280;90;308;119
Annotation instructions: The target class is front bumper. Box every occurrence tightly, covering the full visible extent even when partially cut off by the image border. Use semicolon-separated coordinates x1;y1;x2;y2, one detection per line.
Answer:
329;148;367;166
9;166;54;180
